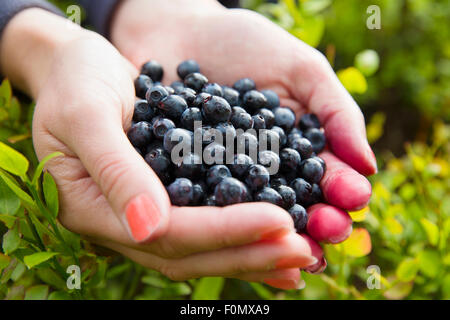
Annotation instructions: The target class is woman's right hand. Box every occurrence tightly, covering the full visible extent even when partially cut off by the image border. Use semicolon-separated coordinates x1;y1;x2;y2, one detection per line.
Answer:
1;8;318;290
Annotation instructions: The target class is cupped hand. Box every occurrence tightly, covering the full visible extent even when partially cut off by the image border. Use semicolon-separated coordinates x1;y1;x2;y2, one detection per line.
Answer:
25;22;315;289
111;0;376;273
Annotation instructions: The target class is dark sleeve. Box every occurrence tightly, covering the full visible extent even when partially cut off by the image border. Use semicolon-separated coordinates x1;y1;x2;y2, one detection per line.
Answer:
0;0;64;40
76;0;121;39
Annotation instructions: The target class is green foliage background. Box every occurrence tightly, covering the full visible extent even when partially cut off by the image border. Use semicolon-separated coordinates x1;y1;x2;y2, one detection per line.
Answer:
0;0;449;300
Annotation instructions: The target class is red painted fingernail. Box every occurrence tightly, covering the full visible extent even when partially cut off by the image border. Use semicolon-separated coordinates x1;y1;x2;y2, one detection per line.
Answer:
264;279;305;290
125;194;160;242
275;256;318;269
260;226;291;241
367;145;378;174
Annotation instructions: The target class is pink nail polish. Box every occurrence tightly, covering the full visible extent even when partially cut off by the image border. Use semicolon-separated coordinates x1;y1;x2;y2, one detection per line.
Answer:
275;256;318;269
260;227;291;241
264;279;298;290
125;194;160;242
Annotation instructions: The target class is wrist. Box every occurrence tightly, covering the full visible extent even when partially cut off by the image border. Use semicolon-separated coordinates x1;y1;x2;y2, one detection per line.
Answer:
0;8;87;98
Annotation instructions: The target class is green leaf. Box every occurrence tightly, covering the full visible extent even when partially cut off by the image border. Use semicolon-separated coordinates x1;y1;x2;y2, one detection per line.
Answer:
337;67;368;94
24;285;49;300
43;172;59;218
0;253;11;270
0;170;34;206
0;214;17;228
192;277;224;300
0;176;20;215
0;79;12;108
24;252;59;269
0;258;17;284
420;218;439;246
250;283;275;300
2;223;21;255
10;261;26;281
36;268;66;290
443;274;450;300
48;291;72;300
417;250;441;278
396;258;419;282
32;152;63;185
141;275;168;288
355;49;380;76
0;141;29;177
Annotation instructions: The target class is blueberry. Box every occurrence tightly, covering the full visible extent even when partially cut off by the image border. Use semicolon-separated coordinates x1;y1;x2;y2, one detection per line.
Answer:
289;137;313;159
288;204;308;232
261;89;280;109
158;95;188;120
141;60;163;82
178;87;197;106
184;72;208;92
157;170;173;186
146;85;169;108
203;83;223;97
280;148;301;173
163;128;192;153
215;122;236;143
203;142;226;165
192;182;206;205
229;154;254;178
270;175;288;189
203;96;232;124
290;178;312;205
273;107;296;131
203;194;216;206
177;60;200;79
275;185;296;209
299;158;324;184
231;106;246;115
194;125;215;146
175;153;204;180
258;150;280;175
255;187;283;207
171;81;185;94
252;114;266;130
259;129;280;151
233;78;256;94
222;86;240;106
135;147;144;157
242;90;267;112
206;165;231;189
167;178;194;206
271;126;287;147
145;140;163;154
134;75;153;99
304;128;326;154
245;164;270;191
257;108;275;128
230;110;254;130
145;147;171;176
236;132;258;155
215;177;249;206
164;86;175;95
152;117;176;140
192;92;212;108
312;156;326;172
299;114;321;131
127;121;152;148
181;107;203;131
308;183;323;206
287;131;303;145
133;99;154;122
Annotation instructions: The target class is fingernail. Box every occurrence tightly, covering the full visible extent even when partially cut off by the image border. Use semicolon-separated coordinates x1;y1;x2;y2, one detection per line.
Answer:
305;257;328;274
260;226;291;241
297;279;306;290
125;194;160;242
275;256;318;269
367;145;378;174
263;278;298;290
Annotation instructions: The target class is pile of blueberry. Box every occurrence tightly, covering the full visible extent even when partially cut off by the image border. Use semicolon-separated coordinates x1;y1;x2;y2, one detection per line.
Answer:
128;60;327;233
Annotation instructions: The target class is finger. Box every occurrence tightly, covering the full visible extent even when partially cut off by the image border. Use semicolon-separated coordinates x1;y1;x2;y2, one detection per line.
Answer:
292;52;377;176
320;151;372;211
299;234;327;274
234;268;304;290
306;204;353;244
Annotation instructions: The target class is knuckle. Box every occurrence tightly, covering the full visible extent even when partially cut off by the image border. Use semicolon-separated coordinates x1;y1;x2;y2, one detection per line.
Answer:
93;152;131;201
159;263;187;281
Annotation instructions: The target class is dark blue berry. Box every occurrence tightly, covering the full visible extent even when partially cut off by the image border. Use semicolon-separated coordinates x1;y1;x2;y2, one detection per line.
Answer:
203;83;223;97
252;114;266;130
222;86;240;106
164;86;175;95
184;72;208;92
215;177;249;206
308;183;323;206
245;164;270;191
255;187;283;207
167;178;194;206
141;60;163;82
259;129;280;151
280;148;301;173
215;122;236;144
290;178;312;205
230;110;254;130
171;81;185;94
158;95;188;120
261;89;280;109
233;78;256;94
206;165;231;189
299;158;324;184
312;156;326;172
145;147;171;176
127;121;152;148
273;107;296;131
288;204;308;232
257;108;275;128
192;92;212;108
192;182;206;205
275;185;297;209
134;75;153;99
304;128;326;154
181;107;203;131
133;99;154;122
204;194;216;206
289;137;313;159
146;85;169;108
175;153;204;180
236;132;258;155
242;90;267;112
152;118;176;140
203;142;226;165
178;87;197;106
203;96;232;124
258;150;280;175
271;126;287;147
177;60;200;79
270;175;288;189
163;128;192;153
229;154;254;178
299;114;321;131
